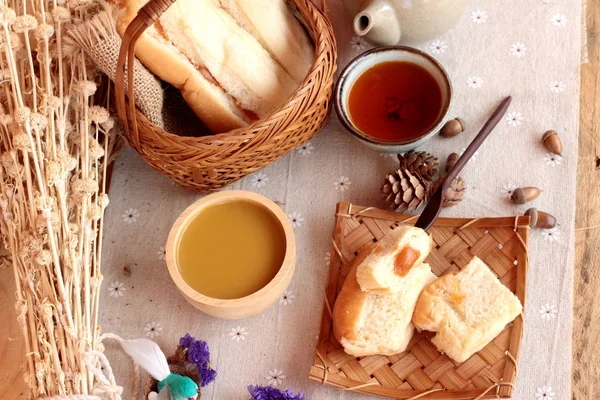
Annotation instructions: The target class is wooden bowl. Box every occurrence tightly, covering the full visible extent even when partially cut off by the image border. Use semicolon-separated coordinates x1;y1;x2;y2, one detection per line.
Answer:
166;191;296;319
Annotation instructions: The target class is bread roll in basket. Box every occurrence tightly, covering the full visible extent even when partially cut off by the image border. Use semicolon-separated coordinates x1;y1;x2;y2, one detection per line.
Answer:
114;0;336;191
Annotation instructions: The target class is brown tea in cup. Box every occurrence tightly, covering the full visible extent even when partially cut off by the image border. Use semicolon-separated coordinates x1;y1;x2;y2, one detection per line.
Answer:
347;61;443;143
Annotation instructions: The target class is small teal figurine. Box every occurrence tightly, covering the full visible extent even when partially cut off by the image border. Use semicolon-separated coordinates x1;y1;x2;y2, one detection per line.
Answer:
153;373;198;400
115;337;199;400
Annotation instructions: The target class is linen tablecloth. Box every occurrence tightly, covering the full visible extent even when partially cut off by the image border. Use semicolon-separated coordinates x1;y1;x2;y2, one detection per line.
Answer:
100;1;582;398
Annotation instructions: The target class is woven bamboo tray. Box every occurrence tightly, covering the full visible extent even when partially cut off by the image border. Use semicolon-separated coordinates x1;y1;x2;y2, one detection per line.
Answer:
310;202;528;399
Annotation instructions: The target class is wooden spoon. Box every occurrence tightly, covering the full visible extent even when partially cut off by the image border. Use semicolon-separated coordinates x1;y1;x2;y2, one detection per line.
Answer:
415;96;513;231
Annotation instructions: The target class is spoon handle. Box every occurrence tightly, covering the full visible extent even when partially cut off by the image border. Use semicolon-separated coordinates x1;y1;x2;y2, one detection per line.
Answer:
444;96;512;187
414;96;512;231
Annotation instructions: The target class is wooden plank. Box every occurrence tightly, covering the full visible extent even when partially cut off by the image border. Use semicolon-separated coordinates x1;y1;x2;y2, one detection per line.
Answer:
573;2;600;398
0;268;29;399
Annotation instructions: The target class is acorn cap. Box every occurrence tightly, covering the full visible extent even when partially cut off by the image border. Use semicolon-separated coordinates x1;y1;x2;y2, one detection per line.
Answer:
542;130;563;156
511;187;541;204
525;207;557;229
440;118;465;138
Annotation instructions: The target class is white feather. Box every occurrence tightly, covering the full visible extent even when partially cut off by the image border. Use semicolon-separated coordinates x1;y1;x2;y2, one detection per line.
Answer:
118;338;171;381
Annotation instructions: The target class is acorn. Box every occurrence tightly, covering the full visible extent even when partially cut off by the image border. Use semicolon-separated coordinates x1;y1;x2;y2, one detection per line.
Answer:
445;152;459;173
511;187;541;204
542;130;563;156
440;118;465;137
525;208;557;229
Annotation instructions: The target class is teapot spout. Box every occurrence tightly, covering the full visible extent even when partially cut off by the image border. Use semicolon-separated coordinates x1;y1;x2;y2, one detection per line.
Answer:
353;0;401;46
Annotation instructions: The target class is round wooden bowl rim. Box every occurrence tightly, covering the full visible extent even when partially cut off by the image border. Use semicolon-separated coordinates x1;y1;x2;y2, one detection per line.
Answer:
166;190;295;308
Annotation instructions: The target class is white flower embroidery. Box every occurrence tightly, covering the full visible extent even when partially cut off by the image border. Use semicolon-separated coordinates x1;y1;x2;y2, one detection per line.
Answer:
297;142;314;156
108;281;125;298
467;76;483;89
350;36;367;52
539;304;558;320
536;386;556;400
549;81;566;93
229;326;249;342
551;13;567;27
325;251;331;267
506;112;523;127
279;290;295;306
509;42;527;58
251;172;269;188
122;208;139;224
542;227;560;242
459;147;479;163
333;176;351;192
288;212;304;228
543;153;562;167
157;246;166;260
501;183;517;200
428;40;447;54
471;10;488;24
266;369;286;386
144;322;163;338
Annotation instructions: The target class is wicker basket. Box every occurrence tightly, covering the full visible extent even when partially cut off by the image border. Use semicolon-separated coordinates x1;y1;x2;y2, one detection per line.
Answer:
310;202;528;399
114;0;336;191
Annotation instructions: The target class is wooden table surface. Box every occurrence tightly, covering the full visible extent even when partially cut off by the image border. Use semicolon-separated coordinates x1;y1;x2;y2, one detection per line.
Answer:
0;5;598;400
572;1;600;399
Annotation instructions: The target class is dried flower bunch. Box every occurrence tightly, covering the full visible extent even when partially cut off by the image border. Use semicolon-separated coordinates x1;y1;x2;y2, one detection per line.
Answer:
248;385;305;400
178;334;217;387
0;0;117;398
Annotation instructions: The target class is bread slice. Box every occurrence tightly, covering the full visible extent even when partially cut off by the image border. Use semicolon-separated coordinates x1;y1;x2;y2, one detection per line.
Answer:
115;0;313;133
356;225;432;294
218;0;314;83
413;257;523;363
333;244;437;357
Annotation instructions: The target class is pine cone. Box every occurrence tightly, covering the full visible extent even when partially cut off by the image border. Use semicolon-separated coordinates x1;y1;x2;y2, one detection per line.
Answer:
397;151;439;181
432;176;466;207
382;169;430;212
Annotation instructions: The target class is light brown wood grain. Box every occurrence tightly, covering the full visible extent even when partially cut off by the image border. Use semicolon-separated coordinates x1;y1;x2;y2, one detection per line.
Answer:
0;267;28;399
573;1;600;399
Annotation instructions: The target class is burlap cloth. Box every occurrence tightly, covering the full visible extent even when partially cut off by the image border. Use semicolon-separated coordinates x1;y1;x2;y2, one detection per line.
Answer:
66;5;204;136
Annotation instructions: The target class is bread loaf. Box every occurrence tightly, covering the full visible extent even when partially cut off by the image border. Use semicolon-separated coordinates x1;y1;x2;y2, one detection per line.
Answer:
413;256;523;363
356;225;432;294
115;0;314;133
333;245;437;357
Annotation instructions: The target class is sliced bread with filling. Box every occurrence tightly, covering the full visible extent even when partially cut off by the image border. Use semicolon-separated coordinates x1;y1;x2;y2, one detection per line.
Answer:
356;225;432;294
413;256;523;363
333;244;437;357
115;0;313;133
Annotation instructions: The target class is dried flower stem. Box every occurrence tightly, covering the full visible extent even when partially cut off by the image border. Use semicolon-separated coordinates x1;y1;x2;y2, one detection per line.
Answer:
0;0;118;397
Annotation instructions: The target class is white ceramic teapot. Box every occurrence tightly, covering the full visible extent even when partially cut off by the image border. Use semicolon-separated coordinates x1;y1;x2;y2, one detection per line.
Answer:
345;0;469;46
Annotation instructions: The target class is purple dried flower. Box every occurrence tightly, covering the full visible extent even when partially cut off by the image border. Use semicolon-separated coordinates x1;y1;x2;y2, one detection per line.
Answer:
180;334;216;386
187;340;210;365
179;333;194;349
199;364;217;387
247;385;304;400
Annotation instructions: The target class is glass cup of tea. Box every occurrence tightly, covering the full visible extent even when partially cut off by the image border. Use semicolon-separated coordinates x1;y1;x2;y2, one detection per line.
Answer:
334;46;452;153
